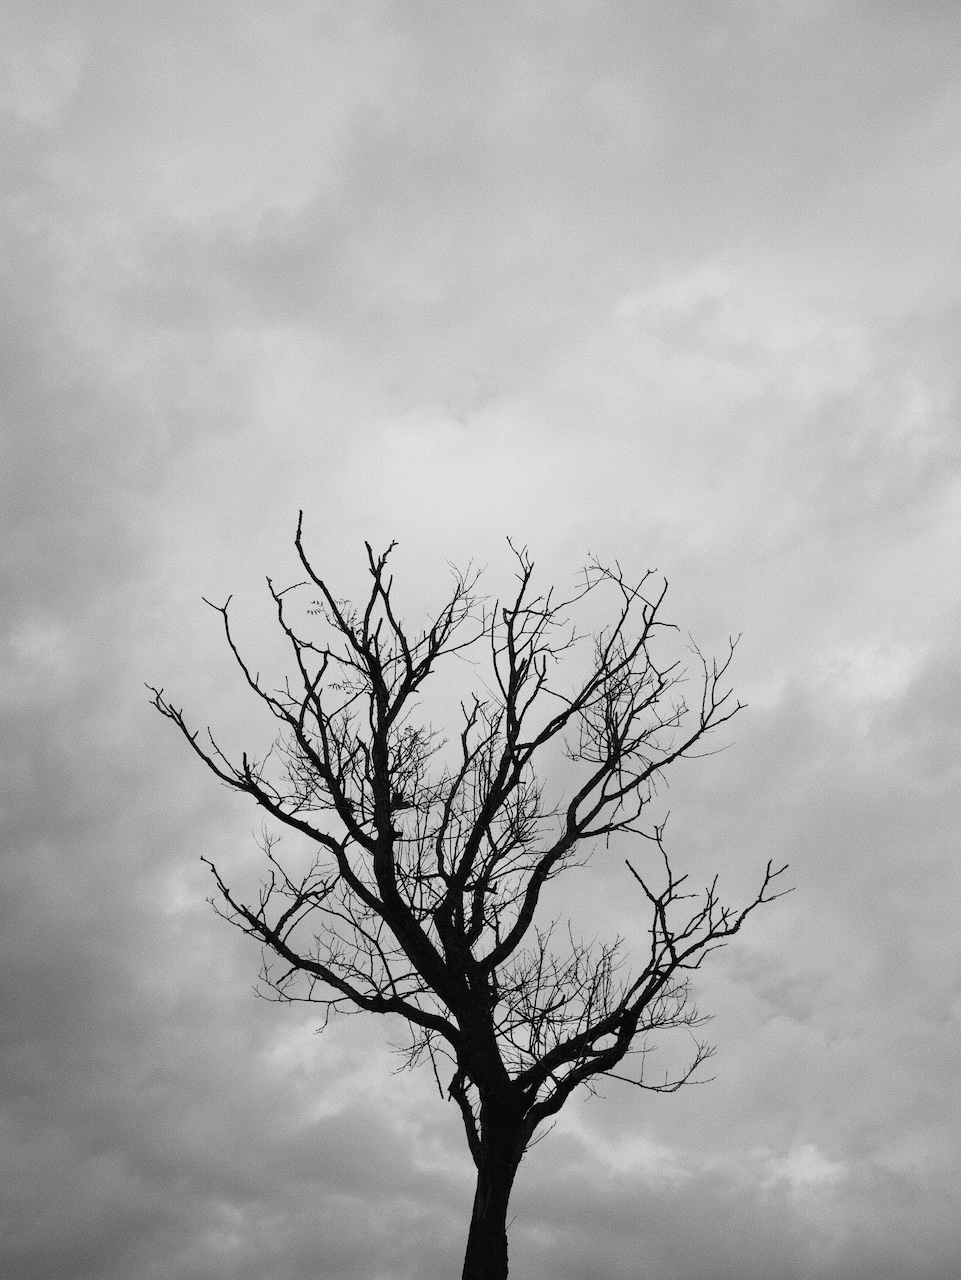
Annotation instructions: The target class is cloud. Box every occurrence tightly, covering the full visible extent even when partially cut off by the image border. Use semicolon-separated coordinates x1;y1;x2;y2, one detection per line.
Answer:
1;2;960;1276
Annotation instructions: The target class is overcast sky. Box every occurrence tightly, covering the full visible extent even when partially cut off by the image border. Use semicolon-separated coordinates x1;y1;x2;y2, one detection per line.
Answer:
2;2;960;1277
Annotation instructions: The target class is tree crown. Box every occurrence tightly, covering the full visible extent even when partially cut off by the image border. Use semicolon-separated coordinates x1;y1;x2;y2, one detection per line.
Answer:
150;517;787;1159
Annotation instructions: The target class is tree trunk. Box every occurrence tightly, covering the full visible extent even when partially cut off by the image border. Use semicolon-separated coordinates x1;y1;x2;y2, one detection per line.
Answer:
460;1145;521;1280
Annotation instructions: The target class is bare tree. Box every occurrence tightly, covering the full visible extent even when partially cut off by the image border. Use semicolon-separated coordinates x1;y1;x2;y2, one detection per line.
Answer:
150;516;787;1280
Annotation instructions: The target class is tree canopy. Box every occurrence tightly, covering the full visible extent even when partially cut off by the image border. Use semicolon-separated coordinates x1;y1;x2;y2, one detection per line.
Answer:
150;517;787;1280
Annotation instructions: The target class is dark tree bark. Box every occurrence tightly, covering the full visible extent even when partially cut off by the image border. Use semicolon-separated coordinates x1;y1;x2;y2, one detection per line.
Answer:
461;1098;524;1280
149;515;789;1277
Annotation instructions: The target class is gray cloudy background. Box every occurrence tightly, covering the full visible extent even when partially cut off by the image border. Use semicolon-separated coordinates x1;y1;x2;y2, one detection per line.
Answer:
3;1;960;1277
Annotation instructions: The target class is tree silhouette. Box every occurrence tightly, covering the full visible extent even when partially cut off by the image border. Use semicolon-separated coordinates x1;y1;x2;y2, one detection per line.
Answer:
150;516;787;1280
